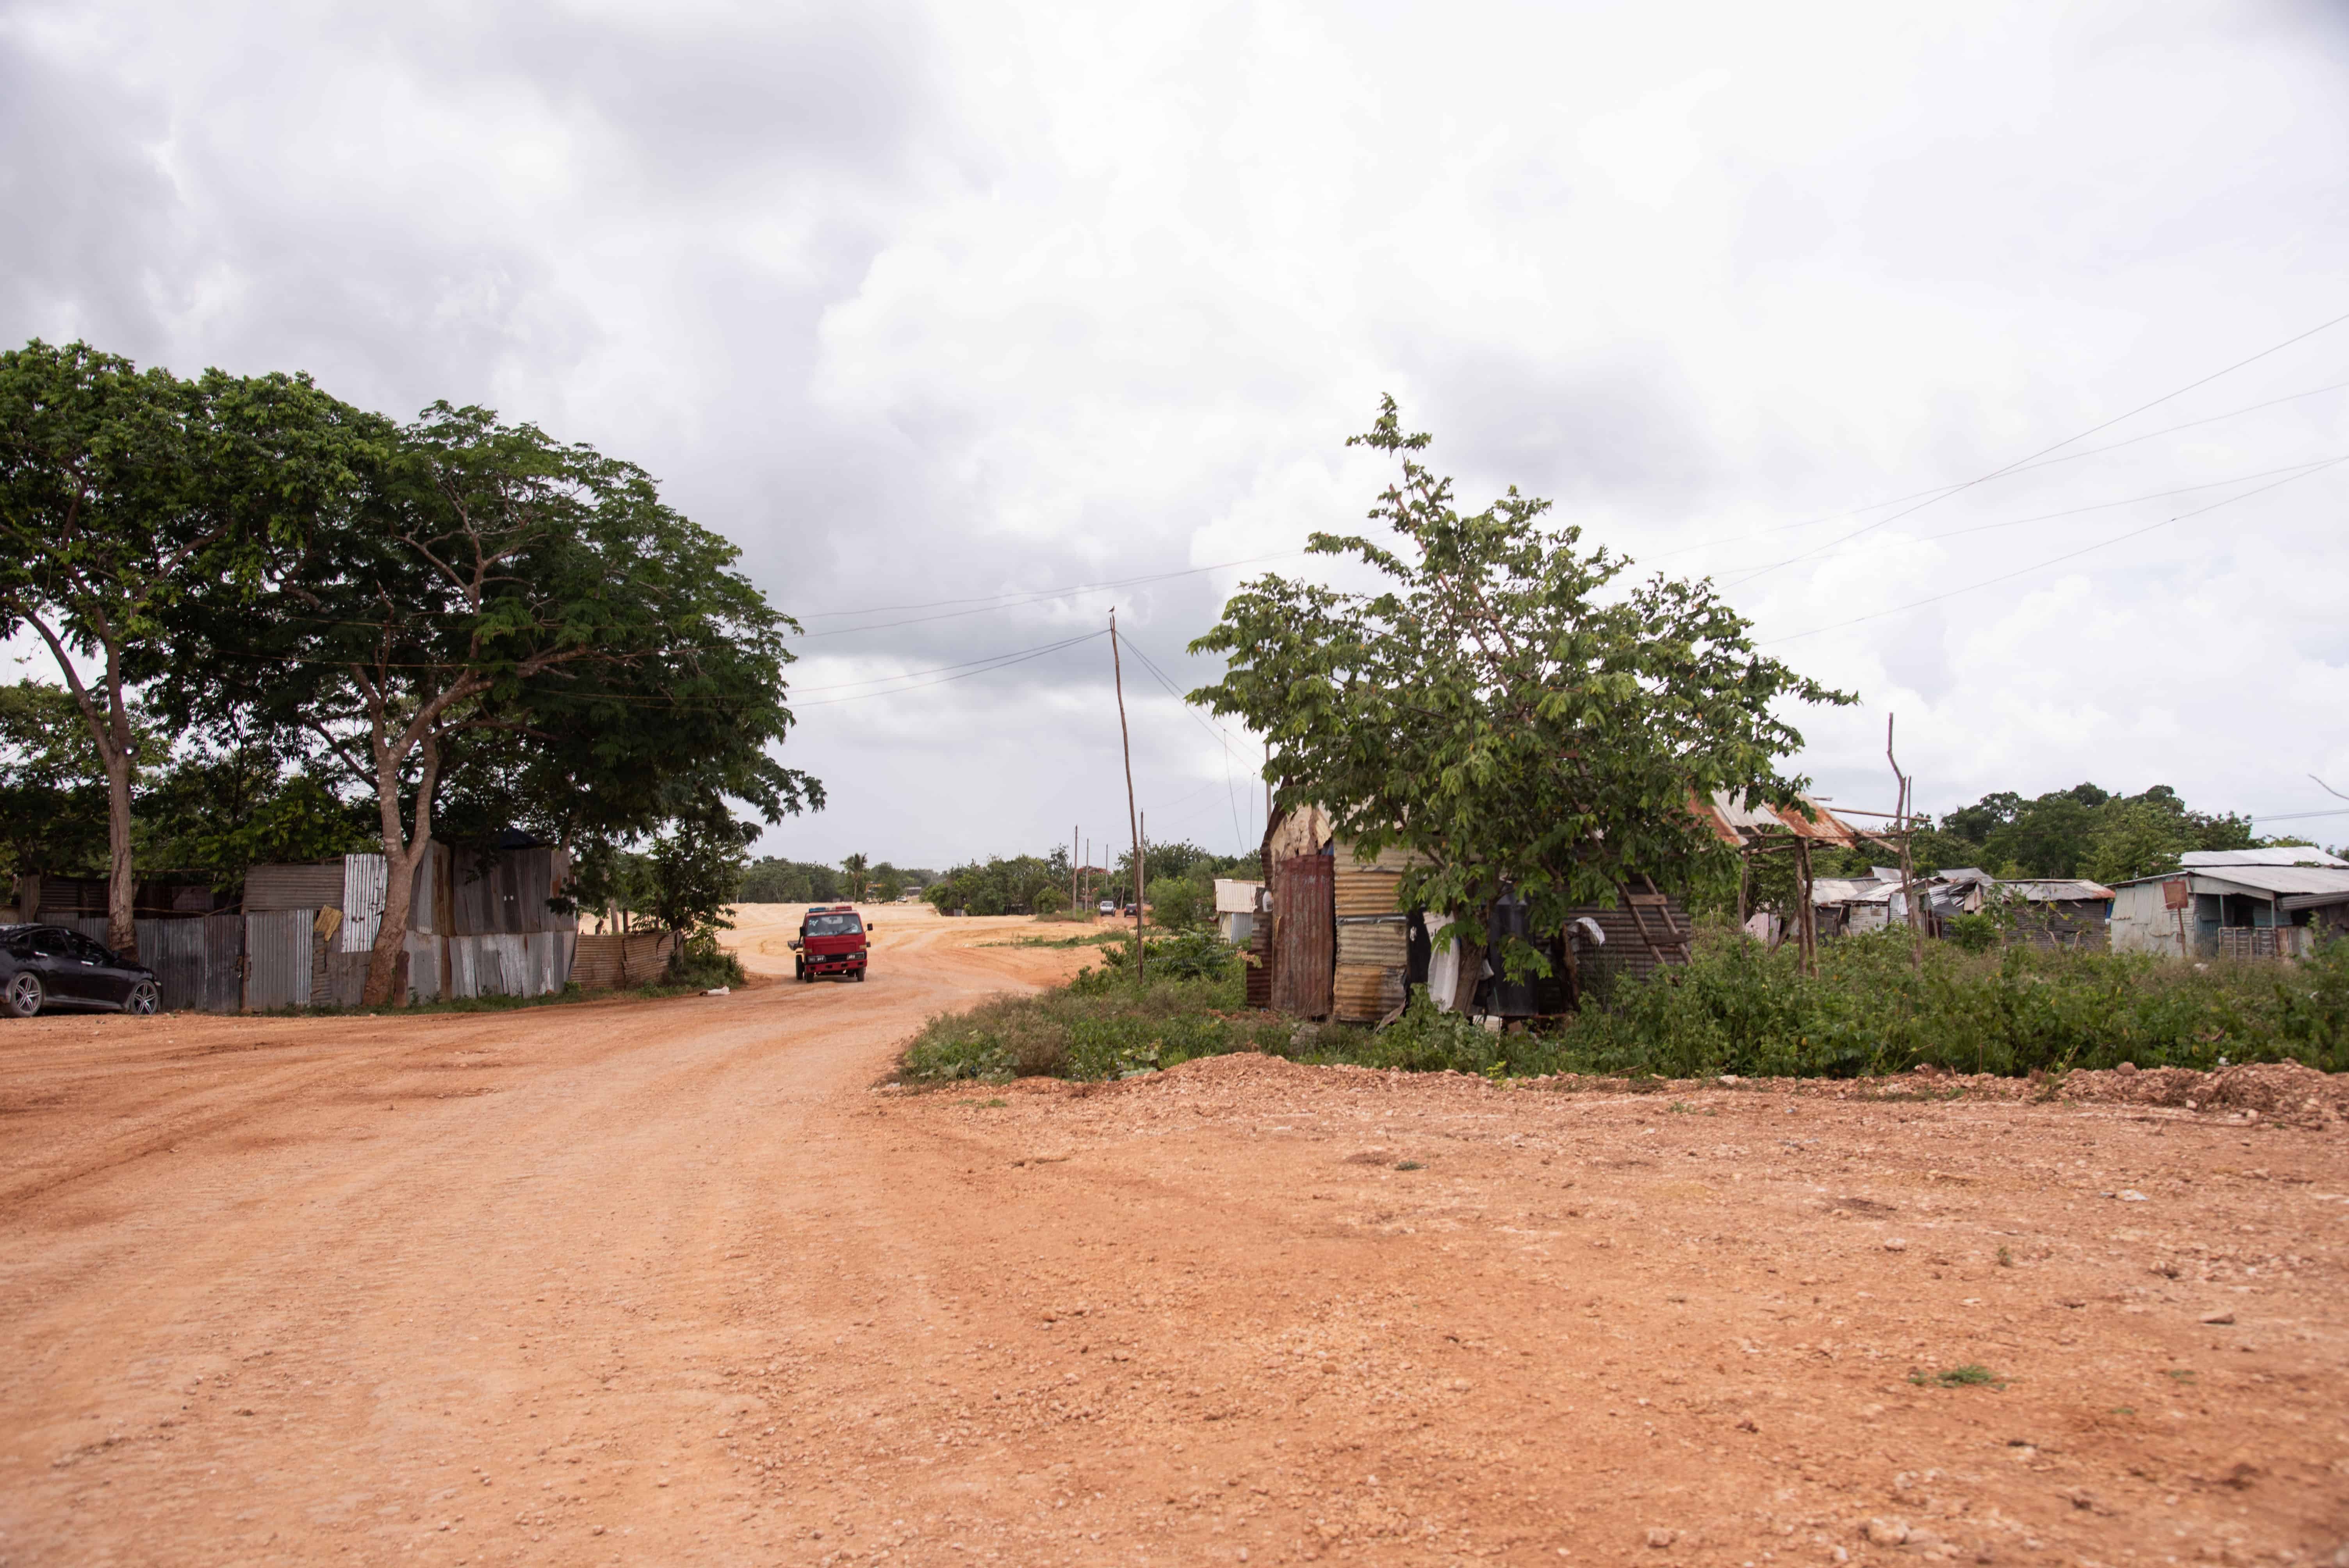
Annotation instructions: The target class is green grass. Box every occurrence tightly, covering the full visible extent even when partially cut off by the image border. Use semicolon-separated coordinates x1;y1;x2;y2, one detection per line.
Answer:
1910;1364;2001;1388
895;922;2349;1087
1562;923;2349;1078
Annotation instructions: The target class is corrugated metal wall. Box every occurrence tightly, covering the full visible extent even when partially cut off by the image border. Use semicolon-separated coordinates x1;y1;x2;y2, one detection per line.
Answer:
1271;854;1334;1017
340;853;389;953
142;919;208;1011
244;911;315;1009
246;862;344;912
204;914;244;1012
572;932;674;990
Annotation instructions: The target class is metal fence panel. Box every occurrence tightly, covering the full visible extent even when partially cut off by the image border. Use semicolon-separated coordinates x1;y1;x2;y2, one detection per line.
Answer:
58;914;109;945
447;938;478;1000
244;910;315;1010
1271;853;1334;1017
483;933;524;996
138;918;207;1011
245;862;343;912
405;933;442;1002
341;853;388;953
204;913;244;1012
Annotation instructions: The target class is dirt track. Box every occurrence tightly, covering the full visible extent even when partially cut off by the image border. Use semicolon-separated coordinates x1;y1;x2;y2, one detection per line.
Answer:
1;906;2342;1567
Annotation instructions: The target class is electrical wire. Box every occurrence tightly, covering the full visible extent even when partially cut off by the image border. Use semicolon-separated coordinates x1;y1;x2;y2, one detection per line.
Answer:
1723;306;2349;590
1763;456;2349;644
793;629;1109;707
1707;456;2345;576
1114;631;1256;855
789;630;1107;694
1639;374;2349;566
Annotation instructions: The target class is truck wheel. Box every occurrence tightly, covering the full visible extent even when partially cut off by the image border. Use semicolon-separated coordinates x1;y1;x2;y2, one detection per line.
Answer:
4;972;42;1018
854;969;867;983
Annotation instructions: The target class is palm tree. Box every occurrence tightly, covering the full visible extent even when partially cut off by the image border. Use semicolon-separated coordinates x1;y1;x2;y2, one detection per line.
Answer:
841;853;870;902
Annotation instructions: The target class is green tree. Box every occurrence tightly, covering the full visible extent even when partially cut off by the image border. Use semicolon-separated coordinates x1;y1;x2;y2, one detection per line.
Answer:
646;801;757;946
1145;873;1209;929
1191;397;1847;1004
136;723;374;886
840;853;870;902
923;854;1060;916
739;857;841;903
166;401;816;1003
0;341;358;953
0;678;112;882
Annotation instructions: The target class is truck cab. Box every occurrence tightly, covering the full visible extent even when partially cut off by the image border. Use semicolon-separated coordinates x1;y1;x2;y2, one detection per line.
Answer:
788;906;872;983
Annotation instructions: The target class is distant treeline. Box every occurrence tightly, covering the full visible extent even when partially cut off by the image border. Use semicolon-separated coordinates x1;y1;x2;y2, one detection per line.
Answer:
1843;781;2282;885
920;839;1256;919
738;857;935;905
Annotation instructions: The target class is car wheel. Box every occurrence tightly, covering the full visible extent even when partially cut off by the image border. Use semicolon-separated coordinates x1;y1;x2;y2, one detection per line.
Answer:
4;971;42;1019
126;980;161;1016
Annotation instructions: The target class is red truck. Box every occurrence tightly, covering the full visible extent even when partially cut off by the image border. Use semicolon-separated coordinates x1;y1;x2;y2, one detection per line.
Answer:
789;905;874;982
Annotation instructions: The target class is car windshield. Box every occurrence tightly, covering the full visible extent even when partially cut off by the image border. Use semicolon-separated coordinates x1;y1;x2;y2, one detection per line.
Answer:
804;914;862;937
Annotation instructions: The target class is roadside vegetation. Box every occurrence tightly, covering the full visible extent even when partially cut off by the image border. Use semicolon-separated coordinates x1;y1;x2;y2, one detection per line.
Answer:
898;924;2349;1085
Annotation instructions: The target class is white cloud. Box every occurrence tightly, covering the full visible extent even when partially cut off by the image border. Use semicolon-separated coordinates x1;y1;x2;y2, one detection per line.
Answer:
5;0;2349;863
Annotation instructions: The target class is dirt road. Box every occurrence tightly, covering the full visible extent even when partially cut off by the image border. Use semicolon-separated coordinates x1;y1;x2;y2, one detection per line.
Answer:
2;907;2342;1567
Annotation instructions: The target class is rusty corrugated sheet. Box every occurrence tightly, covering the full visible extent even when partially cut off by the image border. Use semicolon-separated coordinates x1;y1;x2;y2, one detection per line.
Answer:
1332;962;1405;1023
243;911;314;1009
1333;870;1405;916
1335;916;1408;967
1271;853;1333;1017
1243;918;1272;1009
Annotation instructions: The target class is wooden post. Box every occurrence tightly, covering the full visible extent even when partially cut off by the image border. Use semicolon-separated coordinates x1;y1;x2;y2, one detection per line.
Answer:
1112;610;1144;979
1889;715;1924;975
1072;824;1080;919
1795;835;1816;977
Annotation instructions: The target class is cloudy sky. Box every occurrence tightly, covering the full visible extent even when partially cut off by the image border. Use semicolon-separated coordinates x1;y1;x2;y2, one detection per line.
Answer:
8;0;2349;867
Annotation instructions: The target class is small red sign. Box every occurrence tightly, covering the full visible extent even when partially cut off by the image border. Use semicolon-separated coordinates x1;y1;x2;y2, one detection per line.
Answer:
2162;878;2191;911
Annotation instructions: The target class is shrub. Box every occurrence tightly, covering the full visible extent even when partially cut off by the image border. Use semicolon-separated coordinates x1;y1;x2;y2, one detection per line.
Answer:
666;929;747;990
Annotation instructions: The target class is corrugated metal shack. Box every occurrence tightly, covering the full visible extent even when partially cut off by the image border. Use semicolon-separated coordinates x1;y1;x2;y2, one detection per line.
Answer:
1254;806;1700;1023
2110;848;2349;959
14;840;579;1012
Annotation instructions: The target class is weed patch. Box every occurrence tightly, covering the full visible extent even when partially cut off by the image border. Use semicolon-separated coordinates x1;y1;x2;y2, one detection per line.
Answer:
1910;1364;2001;1388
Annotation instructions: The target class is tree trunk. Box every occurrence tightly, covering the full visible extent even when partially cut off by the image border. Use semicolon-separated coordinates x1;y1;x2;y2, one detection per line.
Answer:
362;731;439;1007
364;841;420;1006
27;618;141;959
104;746;137;959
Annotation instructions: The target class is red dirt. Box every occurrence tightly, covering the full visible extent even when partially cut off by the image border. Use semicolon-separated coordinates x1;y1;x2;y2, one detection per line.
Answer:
1;907;2341;1567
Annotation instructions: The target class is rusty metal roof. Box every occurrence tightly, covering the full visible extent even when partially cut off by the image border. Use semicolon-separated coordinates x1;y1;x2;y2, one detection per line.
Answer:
1697;790;1863;847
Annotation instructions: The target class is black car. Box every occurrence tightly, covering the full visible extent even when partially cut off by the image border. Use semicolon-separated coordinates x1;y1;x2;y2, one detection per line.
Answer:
0;924;162;1017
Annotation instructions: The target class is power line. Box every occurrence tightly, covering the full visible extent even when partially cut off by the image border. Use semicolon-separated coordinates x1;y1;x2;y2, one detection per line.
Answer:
790;631;1107;694
1640;374;2349;567
1709;456;2344;576
1724;306;2349;590
1764;456;2349;644
794;629;1109;706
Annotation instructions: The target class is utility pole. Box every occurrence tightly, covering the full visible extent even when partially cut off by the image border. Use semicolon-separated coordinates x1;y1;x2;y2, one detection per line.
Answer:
1112;610;1144;978
1888;715;1924;975
1072;824;1080;920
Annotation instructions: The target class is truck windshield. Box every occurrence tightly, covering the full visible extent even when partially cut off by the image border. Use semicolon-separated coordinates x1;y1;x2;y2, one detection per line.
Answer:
804;914;863;937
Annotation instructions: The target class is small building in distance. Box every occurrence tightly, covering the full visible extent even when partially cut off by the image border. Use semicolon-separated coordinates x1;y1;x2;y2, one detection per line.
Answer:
1212;877;1264;947
2109;846;2349;959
